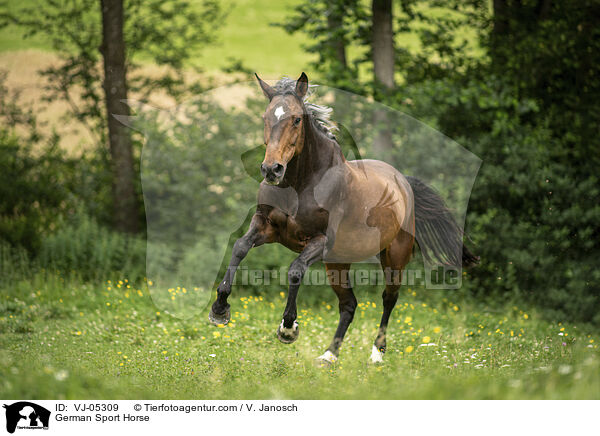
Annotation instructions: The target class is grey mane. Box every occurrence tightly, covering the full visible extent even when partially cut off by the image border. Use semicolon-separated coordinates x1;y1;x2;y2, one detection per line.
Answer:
274;77;338;139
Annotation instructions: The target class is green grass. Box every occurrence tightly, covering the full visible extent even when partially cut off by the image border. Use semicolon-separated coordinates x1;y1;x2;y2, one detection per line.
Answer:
1;272;599;399
198;0;315;76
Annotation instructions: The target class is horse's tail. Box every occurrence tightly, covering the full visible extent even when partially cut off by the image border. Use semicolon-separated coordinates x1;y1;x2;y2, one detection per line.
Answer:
406;176;479;268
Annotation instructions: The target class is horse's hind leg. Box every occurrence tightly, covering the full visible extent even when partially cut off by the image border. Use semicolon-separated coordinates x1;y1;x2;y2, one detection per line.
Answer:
371;229;413;363
316;263;357;364
319;263;357;361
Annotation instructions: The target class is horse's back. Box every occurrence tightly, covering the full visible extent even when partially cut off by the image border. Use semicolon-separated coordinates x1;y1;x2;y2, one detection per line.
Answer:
323;159;414;262
346;159;413;222
347;159;412;196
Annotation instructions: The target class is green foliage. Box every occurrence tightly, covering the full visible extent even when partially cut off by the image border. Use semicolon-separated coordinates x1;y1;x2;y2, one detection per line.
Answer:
278;0;369;91
0;74;77;252
138;96;261;246
391;1;600;323
0;71;145;279
280;0;600;324
0;0;225;231
1;0;224;134
0;241;31;282
0;130;73;252
0;212;147;284
38;212;146;282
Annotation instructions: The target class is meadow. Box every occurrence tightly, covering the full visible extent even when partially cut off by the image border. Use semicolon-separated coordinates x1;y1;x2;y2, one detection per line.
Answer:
1;270;598;399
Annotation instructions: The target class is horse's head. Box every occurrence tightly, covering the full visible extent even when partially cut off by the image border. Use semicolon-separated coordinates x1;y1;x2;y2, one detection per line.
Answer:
255;72;309;185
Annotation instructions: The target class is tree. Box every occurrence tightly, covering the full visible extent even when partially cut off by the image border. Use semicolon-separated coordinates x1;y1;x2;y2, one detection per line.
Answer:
100;0;137;232
2;0;223;231
281;0;600;323
0;73;77;253
490;0;552;65
371;0;395;152
371;0;394;91
395;0;600;323
279;0;367;91
327;2;348;70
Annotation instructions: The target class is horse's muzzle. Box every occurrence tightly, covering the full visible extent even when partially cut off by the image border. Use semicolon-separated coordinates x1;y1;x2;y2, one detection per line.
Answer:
261;162;285;185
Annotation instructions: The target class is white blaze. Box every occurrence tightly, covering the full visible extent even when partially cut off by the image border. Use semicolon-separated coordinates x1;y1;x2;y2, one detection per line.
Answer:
274;106;285;121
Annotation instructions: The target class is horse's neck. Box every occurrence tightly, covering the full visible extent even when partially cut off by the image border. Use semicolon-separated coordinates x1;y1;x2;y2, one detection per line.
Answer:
284;120;345;192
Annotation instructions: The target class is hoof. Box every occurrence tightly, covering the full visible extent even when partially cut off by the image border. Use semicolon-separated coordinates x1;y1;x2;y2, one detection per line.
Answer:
277;320;299;344
315;350;338;367
369;345;384;365
208;305;230;326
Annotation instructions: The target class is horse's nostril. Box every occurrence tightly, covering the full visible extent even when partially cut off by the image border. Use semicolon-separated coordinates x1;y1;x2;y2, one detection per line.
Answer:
261;162;284;180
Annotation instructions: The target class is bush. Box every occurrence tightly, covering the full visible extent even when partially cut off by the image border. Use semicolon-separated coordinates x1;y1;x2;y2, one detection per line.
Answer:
0;128;76;253
399;75;600;324
38;212;146;282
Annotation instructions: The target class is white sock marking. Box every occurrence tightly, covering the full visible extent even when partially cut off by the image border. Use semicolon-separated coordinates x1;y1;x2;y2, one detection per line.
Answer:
317;350;338;363
279;319;298;335
370;345;384;363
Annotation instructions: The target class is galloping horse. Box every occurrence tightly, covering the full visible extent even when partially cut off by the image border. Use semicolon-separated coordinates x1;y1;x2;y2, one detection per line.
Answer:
209;73;478;364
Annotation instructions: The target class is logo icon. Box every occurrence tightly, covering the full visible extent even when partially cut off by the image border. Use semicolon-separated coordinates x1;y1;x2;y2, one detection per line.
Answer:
3;402;50;434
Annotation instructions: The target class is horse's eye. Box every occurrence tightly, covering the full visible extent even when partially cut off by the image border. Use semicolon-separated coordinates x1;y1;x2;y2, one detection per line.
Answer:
294;117;302;126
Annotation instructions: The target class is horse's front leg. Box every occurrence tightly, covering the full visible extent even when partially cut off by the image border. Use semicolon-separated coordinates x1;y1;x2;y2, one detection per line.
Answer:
277;234;327;344
209;213;273;326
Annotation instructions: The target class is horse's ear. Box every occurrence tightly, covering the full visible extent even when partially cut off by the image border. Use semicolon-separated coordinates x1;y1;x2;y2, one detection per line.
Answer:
255;73;276;100
295;72;308;99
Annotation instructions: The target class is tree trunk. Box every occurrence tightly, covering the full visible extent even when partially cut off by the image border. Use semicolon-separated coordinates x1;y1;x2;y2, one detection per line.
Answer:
326;1;351;148
327;4;347;68
492;0;510;37
100;0;138;233
491;0;510;61
535;0;552;21
372;0;394;90
372;0;394;152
